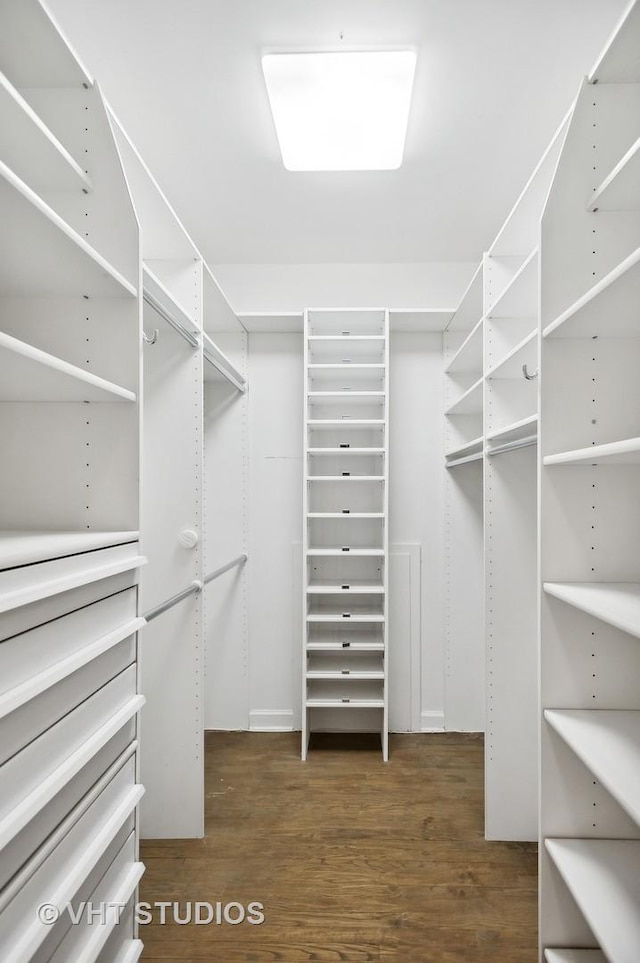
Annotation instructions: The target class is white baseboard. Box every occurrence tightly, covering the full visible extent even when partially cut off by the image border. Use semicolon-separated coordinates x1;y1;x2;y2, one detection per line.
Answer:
420;710;445;732
249;709;294;731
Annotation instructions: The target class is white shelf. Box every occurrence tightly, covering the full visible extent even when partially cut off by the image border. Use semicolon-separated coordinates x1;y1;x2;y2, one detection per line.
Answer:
306;670;385;680
445;377;483;416
446;263;483;333
543;582;640;639
545;950;606;962
543;247;640;338
307;584;384;594
308;448;384;455
0;71;92;194
308;419;385;427
487;415;538;447
307;613;385;622
236;311;302;333
306;697;385;708
486;329;537;379
308;335;385;342
445;436;484;461
0;531;139;571
307;364;384;371
307;476;384;482
0;0;93;87
307;549;385;557
445;451;484;468
307;641;384;652
488;248;538;319
588;136;640;212
202;331;246;392
544;437;640;466
142;263;198;334
545;709;640;825
308;391;384;402
389;308;455;332
545;838;640;963
307;512;384;519
445;316;483;374
0;161;136;298
0;330;135;402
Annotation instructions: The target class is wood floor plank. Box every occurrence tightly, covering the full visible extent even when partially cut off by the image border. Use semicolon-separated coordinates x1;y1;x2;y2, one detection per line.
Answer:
139;732;537;962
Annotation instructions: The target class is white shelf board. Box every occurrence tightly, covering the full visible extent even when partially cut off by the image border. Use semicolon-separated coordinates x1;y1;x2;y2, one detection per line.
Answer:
306;698;384;708
0;161;136;298
308;419;385;427
487;415;538;446
545;950;606;962
307;476;384;482
544;247;640;338
0;531;139;570
307;641;384;652
445;436;484;460
445;451;484;468
445;377;483;416
389;308;455;332
307;669;384;680
486;329;537;379
237;312;303;332
588;135;640;212
307;512;384;519
0;71;92;194
307;613;385;622
307;390;385;398
543;582;640;638
308;448;384;455
307;549;385;557
142;263;197;333
446;263;483;333
202;331;246;391
307;364;384;370
445;316;483;374
307;584;385;594
488;247;538;319
544;437;640;466
308;335;385;342
0;331;135;402
545;838;640;963
0;0;93;87
545;709;640;825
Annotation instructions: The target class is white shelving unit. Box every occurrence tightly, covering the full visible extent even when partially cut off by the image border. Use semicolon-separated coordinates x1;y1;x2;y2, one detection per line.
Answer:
302;309;389;760
539;3;640;958
0;3;145;962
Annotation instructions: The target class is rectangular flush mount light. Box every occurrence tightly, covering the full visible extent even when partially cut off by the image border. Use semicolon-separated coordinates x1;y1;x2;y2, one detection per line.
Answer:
262;51;416;171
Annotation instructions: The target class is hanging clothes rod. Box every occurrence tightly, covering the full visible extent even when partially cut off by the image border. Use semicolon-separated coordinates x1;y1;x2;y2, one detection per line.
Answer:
204;552;247;585
143;553;247;623
143;288;199;348
486;434;538;457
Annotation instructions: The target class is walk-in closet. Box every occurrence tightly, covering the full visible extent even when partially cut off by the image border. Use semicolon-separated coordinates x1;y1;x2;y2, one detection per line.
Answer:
1;1;638;960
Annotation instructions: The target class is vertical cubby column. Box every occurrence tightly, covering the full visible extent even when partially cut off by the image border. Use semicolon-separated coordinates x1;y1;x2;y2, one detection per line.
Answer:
539;3;640;957
302;309;389;760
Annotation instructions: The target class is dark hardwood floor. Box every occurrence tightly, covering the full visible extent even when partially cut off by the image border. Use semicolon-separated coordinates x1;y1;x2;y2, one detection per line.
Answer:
140;731;537;962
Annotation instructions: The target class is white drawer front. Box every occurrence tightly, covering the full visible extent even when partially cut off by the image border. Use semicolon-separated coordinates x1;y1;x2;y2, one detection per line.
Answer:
0;663;142;847
0;756;143;963
0;727;137;891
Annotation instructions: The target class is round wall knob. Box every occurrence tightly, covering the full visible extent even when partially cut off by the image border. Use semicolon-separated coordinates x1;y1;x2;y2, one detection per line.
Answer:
178;529;199;549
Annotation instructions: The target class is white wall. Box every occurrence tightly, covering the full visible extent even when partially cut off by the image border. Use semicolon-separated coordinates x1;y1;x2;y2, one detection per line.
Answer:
204;329;478;732
212;262;477;314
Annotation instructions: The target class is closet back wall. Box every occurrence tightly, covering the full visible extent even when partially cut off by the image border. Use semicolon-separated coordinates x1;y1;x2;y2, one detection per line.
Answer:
205;329;475;734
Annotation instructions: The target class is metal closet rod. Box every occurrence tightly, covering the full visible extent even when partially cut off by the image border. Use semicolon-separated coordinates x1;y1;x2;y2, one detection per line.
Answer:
143;289;199;348
203;346;247;393
143;554;247;623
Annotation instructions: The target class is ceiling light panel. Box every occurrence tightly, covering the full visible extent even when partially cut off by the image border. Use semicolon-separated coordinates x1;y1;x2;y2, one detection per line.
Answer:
262;51;416;172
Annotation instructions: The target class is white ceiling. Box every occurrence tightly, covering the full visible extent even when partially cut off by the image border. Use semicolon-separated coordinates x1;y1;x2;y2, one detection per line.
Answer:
48;0;628;266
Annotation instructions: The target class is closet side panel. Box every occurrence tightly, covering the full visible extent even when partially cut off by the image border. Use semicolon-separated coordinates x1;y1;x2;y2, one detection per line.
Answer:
247;332;303;730
204;331;249;729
